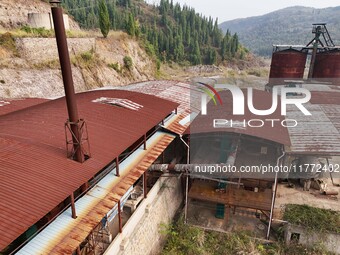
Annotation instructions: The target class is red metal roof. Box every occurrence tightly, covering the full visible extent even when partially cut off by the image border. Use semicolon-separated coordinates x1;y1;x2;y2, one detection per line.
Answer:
0;98;49;116
188;89;291;145
310;91;340;105
30;132;177;254
0;90;178;251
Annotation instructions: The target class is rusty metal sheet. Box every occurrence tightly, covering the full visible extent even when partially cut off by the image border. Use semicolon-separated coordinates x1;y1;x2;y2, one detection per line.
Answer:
16;132;176;254
117;80;201;115
310;91;340;105
189;180;272;211
313;49;340;80
0;89;178;251
269;49;307;85
0;98;49;116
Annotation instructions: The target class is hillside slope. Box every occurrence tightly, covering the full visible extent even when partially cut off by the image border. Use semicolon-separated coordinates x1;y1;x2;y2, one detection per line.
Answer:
63;0;247;65
0;0;79;30
219;6;340;56
0;31;156;98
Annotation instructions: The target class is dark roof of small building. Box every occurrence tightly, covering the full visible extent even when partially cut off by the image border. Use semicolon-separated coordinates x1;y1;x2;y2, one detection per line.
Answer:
0;90;178;250
187;89;291;145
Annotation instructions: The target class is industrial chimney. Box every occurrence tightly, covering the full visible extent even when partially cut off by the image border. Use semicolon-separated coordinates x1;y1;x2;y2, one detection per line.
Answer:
50;1;85;163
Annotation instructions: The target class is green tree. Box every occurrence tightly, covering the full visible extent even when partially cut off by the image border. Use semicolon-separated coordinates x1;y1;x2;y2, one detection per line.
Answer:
99;0;110;38
191;39;201;65
62;0;246;66
126;13;136;36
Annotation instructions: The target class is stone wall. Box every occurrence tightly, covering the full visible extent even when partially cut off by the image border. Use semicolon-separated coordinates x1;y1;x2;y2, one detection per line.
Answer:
15;37;96;64
104;176;183;255
0;68;86;98
284;224;340;254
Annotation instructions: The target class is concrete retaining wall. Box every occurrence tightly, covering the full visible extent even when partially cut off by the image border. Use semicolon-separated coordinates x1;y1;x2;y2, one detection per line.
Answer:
28;13;70;30
15;37;96;64
104;176;183;255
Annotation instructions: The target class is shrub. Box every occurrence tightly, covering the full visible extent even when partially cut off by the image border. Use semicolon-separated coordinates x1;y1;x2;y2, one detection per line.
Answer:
123;56;133;70
108;62;121;73
80;51;93;62
156;59;161;71
0;33;17;51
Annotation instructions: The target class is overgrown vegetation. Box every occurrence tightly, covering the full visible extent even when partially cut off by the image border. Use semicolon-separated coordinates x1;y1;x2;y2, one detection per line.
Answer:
72;49;99;68
108;62;121;72
0;32;18;56
20;26;54;37
246;68;269;77
62;0;248;65
161;218;334;255
283;204;340;234
1;28;91;39
123;55;133;70
33;59;60;69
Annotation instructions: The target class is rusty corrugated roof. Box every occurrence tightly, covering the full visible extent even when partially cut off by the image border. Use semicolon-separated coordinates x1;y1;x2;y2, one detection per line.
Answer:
115;81;204;135
116;80;202;115
0;90;178;251
286;87;340;155
0;98;49;116
310;91;340;105
17;131;176;254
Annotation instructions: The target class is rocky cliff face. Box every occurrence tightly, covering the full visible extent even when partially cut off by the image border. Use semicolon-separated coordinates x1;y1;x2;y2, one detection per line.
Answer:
0;0;157;98
0;0;79;30
0;31;156;98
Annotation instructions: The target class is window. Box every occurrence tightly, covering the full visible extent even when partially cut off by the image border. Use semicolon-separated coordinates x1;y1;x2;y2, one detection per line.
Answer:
290;232;300;243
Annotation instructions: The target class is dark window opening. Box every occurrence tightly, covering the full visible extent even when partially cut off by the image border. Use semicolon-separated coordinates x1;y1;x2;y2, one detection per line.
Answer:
290;232;300;243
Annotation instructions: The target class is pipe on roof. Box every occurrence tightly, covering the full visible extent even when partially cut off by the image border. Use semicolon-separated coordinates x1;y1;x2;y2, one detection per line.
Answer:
51;4;84;163
267;147;285;240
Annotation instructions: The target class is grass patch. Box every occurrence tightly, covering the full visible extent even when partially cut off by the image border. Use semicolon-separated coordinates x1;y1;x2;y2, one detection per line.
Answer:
0;32;18;56
283;204;340;234
80;51;93;62
161;218;334;255
0;27;94;39
33;59;60;69
108;62;122;73
246;68;269;77
20;26;54;38
72;49;99;69
66;30;96;38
